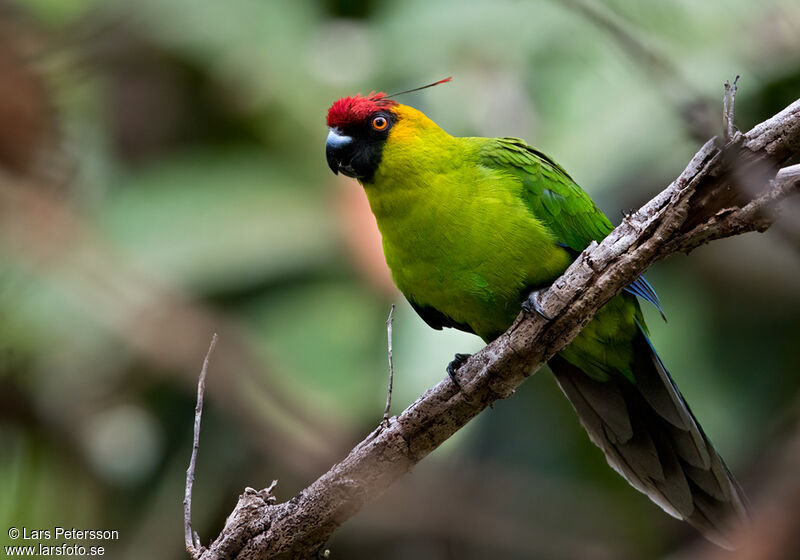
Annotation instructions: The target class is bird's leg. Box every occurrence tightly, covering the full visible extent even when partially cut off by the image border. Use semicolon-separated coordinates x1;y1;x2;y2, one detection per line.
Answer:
446;353;472;389
522;289;552;321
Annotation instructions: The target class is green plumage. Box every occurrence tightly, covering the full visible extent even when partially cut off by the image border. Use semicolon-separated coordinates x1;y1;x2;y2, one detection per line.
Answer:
477;136;643;382
489;137;613;252
333;102;747;546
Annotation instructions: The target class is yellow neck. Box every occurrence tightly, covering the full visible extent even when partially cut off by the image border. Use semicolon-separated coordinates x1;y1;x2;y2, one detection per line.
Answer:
373;106;461;179
365;104;465;216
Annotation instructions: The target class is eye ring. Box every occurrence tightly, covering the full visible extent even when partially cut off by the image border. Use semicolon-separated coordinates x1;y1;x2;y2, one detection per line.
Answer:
371;115;388;131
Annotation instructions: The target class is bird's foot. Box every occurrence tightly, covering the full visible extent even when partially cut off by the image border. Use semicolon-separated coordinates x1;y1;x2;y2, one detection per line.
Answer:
522;289;552;321
446;353;472;389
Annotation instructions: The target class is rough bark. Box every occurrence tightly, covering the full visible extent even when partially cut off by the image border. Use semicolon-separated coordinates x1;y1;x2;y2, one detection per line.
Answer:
196;98;800;560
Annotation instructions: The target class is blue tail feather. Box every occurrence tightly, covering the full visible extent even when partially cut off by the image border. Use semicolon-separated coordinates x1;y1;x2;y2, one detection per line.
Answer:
625;276;666;321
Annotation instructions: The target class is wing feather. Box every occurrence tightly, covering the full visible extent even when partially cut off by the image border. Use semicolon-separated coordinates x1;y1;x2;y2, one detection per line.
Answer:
481;137;663;314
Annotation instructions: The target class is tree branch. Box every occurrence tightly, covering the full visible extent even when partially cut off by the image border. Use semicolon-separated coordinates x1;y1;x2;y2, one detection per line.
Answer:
196;95;800;560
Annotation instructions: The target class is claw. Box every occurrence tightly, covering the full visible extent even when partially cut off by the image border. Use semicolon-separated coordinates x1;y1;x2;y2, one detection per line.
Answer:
446;353;472;389
522;290;552;320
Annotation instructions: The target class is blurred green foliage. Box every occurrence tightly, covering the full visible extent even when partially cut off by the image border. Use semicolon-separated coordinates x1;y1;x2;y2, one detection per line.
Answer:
1;0;799;558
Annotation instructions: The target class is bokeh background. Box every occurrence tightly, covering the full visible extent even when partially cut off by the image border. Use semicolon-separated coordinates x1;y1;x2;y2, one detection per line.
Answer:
1;0;799;558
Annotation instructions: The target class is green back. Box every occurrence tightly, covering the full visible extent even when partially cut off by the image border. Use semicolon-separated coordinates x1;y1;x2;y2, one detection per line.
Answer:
480;137;613;252
480;137;644;382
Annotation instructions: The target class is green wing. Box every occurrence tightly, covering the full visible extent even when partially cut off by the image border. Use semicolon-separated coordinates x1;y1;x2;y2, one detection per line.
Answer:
480;137;612;252
480;137;665;317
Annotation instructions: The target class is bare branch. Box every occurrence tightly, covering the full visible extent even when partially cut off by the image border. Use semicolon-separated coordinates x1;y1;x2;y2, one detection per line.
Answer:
723;75;740;143
382;304;396;427
194;96;800;560
185;333;218;559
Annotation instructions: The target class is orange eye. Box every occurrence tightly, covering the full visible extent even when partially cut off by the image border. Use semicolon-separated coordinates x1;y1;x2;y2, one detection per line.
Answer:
371;116;388;131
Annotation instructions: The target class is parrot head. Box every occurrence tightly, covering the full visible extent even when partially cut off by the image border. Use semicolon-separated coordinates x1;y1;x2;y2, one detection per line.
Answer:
325;92;399;182
325;78;452;183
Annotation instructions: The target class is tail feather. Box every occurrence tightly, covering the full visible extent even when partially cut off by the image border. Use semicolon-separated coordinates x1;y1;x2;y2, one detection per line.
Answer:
549;328;748;548
684;463;729;501
634;329;711;468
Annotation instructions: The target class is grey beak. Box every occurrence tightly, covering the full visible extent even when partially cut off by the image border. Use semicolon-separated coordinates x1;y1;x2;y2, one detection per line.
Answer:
326;128;353;175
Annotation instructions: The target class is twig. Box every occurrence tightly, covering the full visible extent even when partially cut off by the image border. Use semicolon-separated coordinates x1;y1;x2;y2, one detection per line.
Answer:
184;333;218;559
776;163;800;183
382;304;396;426
724;75;740;143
